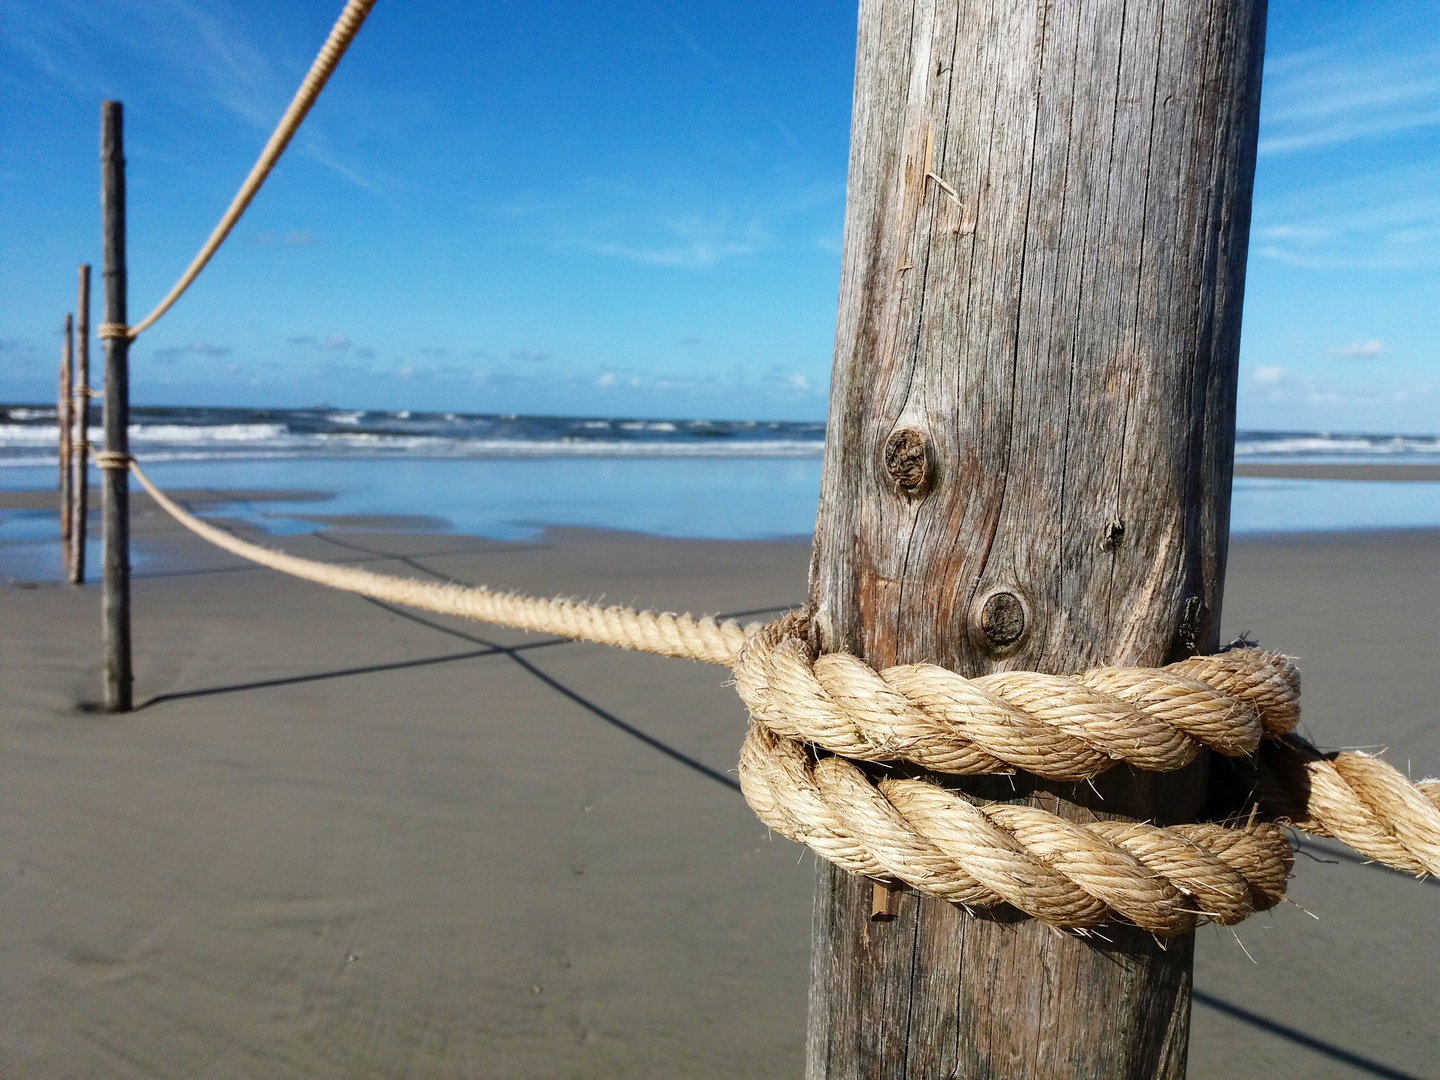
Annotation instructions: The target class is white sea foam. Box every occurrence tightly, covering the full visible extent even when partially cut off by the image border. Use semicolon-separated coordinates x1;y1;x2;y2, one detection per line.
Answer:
132;423;292;442
1235;434;1440;456
0;428;826;464
4;407;1434;471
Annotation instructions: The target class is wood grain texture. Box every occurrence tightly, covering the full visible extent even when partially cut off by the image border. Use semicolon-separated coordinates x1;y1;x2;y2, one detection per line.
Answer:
71;264;91;586
59;314;73;549
101;101;133;712
807;1;1266;1076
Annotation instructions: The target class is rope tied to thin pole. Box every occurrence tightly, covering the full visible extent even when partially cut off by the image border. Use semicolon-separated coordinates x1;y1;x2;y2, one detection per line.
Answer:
94;450;134;470
96;323;129;340
126;458;1440;932
114;0;377;342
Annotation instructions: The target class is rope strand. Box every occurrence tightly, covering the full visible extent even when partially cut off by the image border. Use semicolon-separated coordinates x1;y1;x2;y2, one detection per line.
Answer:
129;459;751;664
120;0;378;340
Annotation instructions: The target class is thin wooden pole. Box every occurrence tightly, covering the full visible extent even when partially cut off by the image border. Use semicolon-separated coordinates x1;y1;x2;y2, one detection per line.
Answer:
59;314;74;556
101;101;132;712
71;264;92;585
806;1;1265;1077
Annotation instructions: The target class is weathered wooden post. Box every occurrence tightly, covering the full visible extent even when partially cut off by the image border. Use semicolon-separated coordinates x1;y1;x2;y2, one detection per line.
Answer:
58;313;74;558
100;101;133;711
71;264;92;585
806;1;1265;1076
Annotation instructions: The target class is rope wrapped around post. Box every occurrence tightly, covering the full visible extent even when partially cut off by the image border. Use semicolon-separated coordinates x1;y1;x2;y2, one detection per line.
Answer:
94;450;134;471
126;458;1440;932
732;615;1440;934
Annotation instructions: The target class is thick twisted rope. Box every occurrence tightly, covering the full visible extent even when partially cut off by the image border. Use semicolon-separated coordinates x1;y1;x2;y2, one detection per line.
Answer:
1241;736;1440;879
733;624;1300;780
127;459;1440;930
115;0;377;341
94;450;134;470
129;461;749;664
738;723;1292;935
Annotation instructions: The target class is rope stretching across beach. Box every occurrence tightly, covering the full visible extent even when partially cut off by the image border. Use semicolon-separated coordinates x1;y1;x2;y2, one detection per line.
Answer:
130;459;1440;934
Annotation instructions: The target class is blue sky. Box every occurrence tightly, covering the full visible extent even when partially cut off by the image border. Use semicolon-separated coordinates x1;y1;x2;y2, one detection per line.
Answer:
1;1;1436;431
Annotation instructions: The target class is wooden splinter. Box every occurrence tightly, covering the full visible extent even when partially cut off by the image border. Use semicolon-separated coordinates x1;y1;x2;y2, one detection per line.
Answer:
869;879;902;921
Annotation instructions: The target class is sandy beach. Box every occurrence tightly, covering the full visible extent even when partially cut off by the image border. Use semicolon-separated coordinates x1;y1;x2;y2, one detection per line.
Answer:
2;491;1436;1079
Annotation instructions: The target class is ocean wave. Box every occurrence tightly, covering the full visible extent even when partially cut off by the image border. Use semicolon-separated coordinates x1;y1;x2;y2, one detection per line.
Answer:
132;423;293;442
1234;433;1440;456
3;404;1434;465
0;423;292;446
0;433;826;464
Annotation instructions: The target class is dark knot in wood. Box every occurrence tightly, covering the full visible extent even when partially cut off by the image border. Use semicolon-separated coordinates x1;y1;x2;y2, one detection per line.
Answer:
883;428;933;496
1101;518;1126;551
980;591;1026;648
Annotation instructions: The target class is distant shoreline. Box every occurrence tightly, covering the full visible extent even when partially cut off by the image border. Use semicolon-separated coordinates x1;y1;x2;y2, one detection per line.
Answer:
1235;463;1440;482
4;460;1438;511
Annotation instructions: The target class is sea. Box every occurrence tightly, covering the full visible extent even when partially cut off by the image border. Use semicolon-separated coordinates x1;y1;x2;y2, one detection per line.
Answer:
2;404;1437;580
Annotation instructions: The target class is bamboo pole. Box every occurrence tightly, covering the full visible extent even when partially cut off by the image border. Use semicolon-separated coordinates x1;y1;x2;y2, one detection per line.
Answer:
71;264;92;585
59;314;74;556
100;101;132;712
805;1;1265;1076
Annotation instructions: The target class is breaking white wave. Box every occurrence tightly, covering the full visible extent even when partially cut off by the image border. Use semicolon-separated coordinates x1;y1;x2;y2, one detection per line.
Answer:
3;403;1435;469
0;427;826;465
1234;433;1440;456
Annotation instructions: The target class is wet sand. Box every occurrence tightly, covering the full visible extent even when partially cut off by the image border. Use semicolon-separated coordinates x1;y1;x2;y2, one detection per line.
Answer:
2;498;1436;1079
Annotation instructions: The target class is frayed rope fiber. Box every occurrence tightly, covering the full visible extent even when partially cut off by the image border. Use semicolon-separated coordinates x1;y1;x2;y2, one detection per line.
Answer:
129;460;1440;933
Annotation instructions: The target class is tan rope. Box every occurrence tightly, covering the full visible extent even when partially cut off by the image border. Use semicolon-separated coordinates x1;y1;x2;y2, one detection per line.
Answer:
738;723;1290;935
729;619;1440;887
118;0;377;340
127;458;1440;927
129;460;750;664
97;323;129;340
1239;737;1440;878
733;628;1298;780
94;450;133;470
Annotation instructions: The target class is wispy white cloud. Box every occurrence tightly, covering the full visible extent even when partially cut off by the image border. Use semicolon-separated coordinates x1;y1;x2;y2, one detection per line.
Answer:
4;0;385;196
288;333;354;352
250;230;319;247
650;4;805;154
589;218;769;268
579;363;823;399
152;340;232;364
487;172;834;272
1252;164;1440;270
1259;45;1440;156
1244;363;1435;410
1330;341;1386;358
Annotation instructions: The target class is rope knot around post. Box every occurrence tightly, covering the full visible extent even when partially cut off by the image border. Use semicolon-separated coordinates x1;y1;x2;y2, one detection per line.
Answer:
96;322;131;340
730;615;1440;935
93;450;133;470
